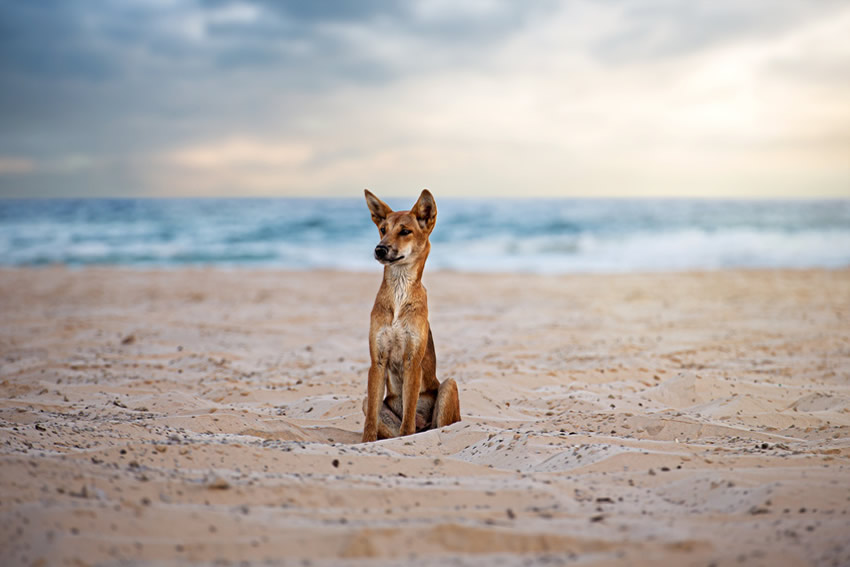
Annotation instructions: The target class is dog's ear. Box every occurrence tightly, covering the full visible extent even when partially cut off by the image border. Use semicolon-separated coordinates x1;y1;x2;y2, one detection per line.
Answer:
411;189;437;233
364;189;393;227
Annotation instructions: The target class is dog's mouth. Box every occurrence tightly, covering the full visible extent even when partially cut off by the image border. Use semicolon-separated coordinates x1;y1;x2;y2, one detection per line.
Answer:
377;255;405;265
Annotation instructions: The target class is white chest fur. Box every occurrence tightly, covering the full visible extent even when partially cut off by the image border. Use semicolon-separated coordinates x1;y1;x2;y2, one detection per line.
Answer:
387;266;411;323
375;266;422;397
375;319;415;397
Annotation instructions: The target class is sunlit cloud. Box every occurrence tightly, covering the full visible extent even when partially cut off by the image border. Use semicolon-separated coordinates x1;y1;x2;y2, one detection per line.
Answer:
166;138;313;169
0;157;36;174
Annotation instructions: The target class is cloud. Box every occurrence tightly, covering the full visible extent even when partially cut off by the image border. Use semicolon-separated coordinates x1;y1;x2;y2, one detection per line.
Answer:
0;0;848;197
166;137;313;169
0;156;35;174
590;0;848;63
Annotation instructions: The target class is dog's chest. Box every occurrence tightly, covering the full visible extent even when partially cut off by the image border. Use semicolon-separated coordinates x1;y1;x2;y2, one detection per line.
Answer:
374;269;423;396
375;318;413;364
375;270;415;357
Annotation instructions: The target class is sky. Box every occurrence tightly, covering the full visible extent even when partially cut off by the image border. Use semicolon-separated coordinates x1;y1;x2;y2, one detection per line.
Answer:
0;0;848;199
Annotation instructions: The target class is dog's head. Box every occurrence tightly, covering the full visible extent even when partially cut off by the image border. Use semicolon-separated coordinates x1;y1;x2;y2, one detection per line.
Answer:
364;189;437;267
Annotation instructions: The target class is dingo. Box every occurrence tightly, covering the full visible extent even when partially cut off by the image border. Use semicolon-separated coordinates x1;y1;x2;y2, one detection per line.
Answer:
361;189;461;442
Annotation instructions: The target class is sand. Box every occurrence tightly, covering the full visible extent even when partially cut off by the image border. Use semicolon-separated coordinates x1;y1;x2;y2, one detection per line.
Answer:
1;267;849;566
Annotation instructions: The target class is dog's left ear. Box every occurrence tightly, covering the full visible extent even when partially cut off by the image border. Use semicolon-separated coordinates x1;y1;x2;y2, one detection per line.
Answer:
364;189;393;228
411;189;437;233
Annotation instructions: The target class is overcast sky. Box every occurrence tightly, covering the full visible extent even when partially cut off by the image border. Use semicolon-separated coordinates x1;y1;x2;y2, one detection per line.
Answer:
1;0;848;198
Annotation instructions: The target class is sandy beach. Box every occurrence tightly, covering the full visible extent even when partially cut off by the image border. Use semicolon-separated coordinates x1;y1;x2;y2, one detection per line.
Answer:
1;267;848;566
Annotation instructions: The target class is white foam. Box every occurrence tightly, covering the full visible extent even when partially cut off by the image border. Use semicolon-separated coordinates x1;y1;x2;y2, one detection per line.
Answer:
427;228;850;273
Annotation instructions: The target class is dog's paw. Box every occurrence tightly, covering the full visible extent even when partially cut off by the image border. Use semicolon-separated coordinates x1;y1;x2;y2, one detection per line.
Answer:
361;429;378;443
415;412;430;433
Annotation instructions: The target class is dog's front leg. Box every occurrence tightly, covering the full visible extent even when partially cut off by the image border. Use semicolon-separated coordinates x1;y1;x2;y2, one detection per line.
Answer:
400;347;424;437
362;357;386;443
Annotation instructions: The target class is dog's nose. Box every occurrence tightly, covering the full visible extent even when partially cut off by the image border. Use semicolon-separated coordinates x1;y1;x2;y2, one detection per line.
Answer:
374;245;389;259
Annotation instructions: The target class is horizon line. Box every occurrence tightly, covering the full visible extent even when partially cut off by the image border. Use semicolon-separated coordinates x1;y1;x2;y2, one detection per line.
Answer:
2;194;849;202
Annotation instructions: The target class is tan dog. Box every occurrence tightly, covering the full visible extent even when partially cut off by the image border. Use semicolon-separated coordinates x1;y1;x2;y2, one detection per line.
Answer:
361;189;461;442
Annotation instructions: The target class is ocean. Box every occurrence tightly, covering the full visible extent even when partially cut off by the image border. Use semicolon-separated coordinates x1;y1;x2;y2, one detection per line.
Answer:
0;198;848;273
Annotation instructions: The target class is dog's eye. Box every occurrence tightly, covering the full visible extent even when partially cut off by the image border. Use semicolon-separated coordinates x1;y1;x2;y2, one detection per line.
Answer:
380;227;386;235
399;229;412;236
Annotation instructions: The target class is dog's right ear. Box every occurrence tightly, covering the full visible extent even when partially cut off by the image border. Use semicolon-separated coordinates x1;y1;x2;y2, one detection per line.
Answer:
364;189;393;227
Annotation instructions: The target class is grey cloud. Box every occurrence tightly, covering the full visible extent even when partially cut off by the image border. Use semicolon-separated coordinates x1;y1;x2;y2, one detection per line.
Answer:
227;0;407;24
0;0;559;196
0;13;111;82
592;0;848;64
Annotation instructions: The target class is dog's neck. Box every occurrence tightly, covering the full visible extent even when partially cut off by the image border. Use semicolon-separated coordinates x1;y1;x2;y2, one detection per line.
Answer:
383;248;428;315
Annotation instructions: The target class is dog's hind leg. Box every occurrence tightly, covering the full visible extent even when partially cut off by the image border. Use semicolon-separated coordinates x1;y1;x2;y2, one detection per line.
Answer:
362;397;401;439
432;378;461;428
414;391;436;432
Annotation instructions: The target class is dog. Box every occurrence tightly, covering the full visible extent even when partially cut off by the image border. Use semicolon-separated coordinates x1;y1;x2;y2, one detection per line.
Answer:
361;189;461;442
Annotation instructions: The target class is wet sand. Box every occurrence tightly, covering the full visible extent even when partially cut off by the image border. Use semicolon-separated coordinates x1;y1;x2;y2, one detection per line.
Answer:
1;267;849;566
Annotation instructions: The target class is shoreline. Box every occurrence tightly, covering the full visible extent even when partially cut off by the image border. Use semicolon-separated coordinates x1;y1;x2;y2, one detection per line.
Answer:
3;264;849;273
1;267;848;565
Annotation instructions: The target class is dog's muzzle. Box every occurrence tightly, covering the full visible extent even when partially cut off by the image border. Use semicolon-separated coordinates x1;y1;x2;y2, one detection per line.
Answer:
374;244;404;264
374;244;389;260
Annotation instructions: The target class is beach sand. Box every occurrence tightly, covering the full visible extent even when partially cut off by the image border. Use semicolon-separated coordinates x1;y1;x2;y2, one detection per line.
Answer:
1;267;849;566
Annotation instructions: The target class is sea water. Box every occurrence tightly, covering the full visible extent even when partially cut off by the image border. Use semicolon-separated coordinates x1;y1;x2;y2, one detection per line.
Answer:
0;198;848;272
